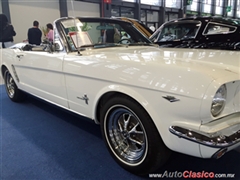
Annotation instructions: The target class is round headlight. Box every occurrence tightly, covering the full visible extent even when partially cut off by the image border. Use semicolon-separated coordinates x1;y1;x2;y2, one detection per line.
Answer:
211;84;227;117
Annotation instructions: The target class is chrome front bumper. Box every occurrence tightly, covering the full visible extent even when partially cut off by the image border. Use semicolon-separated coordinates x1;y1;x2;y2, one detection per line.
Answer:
169;113;240;148
169;126;240;148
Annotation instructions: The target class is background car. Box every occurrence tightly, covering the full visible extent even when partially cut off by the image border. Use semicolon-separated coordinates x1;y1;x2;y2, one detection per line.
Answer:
111;16;154;38
150;16;240;50
1;17;240;176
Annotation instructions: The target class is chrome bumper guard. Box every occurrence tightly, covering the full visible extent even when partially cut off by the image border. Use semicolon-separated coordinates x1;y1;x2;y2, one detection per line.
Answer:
169;126;240;148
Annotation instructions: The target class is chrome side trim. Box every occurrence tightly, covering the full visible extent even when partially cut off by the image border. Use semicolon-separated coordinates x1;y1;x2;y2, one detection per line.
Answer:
169;126;240;148
202;22;237;36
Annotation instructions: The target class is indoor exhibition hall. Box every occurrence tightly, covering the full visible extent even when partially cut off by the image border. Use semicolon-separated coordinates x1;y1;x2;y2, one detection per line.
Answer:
0;0;240;179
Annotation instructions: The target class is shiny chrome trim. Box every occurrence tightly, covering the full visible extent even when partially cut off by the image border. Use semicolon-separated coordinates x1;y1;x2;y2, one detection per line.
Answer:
211;148;227;159
103;105;148;166
202;22;237;36
5;70;16;98
169;126;240;148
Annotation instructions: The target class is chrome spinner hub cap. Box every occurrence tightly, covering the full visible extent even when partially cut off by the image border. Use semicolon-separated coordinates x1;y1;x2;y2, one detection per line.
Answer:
105;106;147;166
6;73;15;98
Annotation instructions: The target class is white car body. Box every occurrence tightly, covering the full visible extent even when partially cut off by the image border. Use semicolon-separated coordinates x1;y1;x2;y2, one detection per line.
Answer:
1;17;240;175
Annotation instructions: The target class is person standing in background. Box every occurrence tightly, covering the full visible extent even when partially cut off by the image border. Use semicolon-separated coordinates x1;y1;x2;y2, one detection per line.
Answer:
0;14;16;48
103;24;120;43
45;23;54;42
27;20;42;45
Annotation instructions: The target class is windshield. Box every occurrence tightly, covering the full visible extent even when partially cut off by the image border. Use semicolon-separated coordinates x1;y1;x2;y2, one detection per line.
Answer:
150;21;201;42
59;18;151;51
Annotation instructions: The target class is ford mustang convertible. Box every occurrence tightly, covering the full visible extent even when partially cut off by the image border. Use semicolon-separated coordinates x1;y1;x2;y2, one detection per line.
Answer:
1;17;240;175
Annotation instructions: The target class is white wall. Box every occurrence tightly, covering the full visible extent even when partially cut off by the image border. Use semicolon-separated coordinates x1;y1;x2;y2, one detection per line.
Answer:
67;1;100;17
9;0;60;43
8;0;100;44
67;1;100;44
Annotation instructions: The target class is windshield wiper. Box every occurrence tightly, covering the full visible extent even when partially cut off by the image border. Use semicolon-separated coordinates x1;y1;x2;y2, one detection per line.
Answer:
78;43;117;50
76;42;154;52
127;42;156;47
73;43;118;55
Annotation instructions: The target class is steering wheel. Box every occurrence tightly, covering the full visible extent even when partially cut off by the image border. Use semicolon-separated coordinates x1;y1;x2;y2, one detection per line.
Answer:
117;38;132;44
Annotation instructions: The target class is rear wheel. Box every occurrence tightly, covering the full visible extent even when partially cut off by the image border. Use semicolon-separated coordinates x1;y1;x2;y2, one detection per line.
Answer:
4;70;25;102
100;95;171;175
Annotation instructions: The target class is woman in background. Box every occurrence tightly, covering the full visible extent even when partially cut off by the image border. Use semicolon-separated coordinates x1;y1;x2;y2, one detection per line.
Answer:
45;23;54;42
0;14;16;48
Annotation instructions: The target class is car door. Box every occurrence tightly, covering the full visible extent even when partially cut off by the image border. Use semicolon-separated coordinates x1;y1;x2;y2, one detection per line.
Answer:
14;49;68;108
61;52;101;117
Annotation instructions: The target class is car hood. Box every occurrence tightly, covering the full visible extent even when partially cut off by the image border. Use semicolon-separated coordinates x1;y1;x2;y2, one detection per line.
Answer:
80;46;240;79
65;46;239;99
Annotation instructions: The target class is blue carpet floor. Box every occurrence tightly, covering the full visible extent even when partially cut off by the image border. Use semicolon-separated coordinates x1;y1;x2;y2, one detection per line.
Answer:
0;84;240;180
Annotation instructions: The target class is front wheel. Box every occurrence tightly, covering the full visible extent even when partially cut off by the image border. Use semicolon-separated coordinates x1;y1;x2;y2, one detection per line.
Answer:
100;95;171;175
4;69;25;102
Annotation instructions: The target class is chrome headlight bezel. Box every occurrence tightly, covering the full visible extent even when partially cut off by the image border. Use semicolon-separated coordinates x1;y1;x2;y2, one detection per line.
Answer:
211;84;227;117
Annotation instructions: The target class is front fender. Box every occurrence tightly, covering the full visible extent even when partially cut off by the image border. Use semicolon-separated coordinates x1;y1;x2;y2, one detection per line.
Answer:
92;84;204;157
1;49;23;87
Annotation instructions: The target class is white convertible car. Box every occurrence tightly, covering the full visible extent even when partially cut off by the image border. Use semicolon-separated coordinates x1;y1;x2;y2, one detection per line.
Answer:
1;17;240;175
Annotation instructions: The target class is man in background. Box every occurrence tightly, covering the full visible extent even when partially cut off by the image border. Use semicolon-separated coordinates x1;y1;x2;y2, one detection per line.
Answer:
27;20;42;45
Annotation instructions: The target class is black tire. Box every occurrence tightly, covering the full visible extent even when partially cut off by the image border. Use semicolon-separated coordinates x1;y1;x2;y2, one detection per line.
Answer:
4;69;25;102
100;95;171;175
